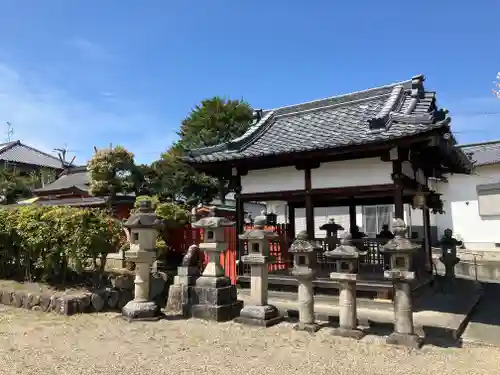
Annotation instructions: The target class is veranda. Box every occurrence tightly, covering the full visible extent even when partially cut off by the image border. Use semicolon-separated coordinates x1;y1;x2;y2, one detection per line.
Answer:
180;75;473;299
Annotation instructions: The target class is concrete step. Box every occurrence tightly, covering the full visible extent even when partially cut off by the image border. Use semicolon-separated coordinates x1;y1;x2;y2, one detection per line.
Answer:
462;283;500;347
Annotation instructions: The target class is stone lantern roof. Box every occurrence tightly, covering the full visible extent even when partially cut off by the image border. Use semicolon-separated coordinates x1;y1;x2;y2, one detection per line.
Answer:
192;216;235;229
123;200;163;229
383;218;420;254
239;213;278;241
324;233;359;259
289;231;318;253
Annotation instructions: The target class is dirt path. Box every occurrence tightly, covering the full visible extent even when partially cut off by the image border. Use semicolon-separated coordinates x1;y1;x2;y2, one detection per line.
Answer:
0;306;498;375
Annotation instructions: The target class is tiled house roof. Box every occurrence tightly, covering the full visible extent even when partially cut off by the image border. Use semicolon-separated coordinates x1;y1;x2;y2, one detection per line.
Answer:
185;75;461;164
459;140;500;166
0;140;63;169
33;166;89;194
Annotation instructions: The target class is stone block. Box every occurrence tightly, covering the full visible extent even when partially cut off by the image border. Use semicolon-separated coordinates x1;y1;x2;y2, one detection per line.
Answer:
191;284;238;306
59;297;79;316
1;290;12;305
122;300;162;322
234;304;283;327
12;291;24;308
330;327;365;340
386;332;423;349
195;275;232;288
166;284;190;315
294;322;321;333
191;300;243;322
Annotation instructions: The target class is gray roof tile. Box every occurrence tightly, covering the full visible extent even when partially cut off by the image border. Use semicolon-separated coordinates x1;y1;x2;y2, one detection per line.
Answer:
34;166;89;193
185;75;453;163
460;141;500;166
0;141;63;169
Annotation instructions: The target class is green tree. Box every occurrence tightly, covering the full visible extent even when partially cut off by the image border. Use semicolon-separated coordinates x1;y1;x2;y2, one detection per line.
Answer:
0;168;33;204
177;97;254;150
87;146;137;198
148;97;254;205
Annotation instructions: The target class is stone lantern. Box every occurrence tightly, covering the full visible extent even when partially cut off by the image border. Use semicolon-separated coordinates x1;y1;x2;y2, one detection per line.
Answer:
438;228;462;289
383;218;423;348
324;233;364;339
235;213;283;327
121;200;164;321
190;214;243;321
289;230;320;333
320;218;344;250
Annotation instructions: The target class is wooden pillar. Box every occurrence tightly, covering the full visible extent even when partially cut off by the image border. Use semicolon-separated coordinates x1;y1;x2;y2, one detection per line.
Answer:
422;206;432;273
392;159;404;219
304;168;315;239
233;171;244;273
348;200;357;234
288;203;296;238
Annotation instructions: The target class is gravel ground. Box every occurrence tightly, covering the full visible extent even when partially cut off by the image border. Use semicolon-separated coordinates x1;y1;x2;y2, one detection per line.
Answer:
0;306;499;375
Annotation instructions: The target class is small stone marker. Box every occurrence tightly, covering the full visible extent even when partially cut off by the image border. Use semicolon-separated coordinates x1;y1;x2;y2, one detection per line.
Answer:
383;218;423;349
324;233;365;339
121;200;164;322
234;214;283;327
166;244;201;317
190;214;243;322
289;231;320;333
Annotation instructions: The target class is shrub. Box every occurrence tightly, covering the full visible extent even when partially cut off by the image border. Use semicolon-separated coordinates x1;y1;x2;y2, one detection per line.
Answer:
0;205;122;283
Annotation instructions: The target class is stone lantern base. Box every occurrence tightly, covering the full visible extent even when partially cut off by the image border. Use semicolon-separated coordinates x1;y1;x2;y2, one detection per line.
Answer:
294;322;321;333
122;300;162;322
386;332;423;349
235;304;283;327
191;276;243;322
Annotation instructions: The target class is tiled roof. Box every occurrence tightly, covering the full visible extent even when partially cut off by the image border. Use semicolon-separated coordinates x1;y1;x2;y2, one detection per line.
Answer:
0;140;63;169
36;196;107;207
185;75;453;163
34;166;89;194
459;141;500;166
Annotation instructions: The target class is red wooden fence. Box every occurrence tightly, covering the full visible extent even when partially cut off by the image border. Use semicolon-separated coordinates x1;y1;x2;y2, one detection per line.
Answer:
168;224;289;284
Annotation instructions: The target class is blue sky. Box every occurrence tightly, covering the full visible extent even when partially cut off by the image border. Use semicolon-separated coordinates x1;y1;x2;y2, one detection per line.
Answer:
0;1;499;164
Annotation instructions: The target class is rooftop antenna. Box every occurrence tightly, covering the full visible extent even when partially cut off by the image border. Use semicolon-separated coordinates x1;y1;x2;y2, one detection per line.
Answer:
53;144;76;169
5;121;13;142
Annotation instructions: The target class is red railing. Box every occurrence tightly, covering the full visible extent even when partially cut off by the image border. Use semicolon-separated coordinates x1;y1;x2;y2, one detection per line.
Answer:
168;223;289;284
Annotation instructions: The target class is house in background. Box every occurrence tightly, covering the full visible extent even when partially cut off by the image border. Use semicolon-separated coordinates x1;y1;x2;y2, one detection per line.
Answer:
0;140;64;176
195;192;266;221
435;140;500;251
31;165;135;219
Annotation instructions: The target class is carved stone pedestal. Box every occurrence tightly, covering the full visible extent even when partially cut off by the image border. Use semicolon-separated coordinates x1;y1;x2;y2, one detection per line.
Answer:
329;273;364;340
122;300;161;321
236;305;282;327
293;274;320;333
191;276;243;322
385;271;423;349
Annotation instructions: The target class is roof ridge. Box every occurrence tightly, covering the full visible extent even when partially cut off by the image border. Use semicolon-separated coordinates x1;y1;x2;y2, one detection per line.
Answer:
17;142;62;163
266;77;414;113
459;140;500;148
273;92;392;119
